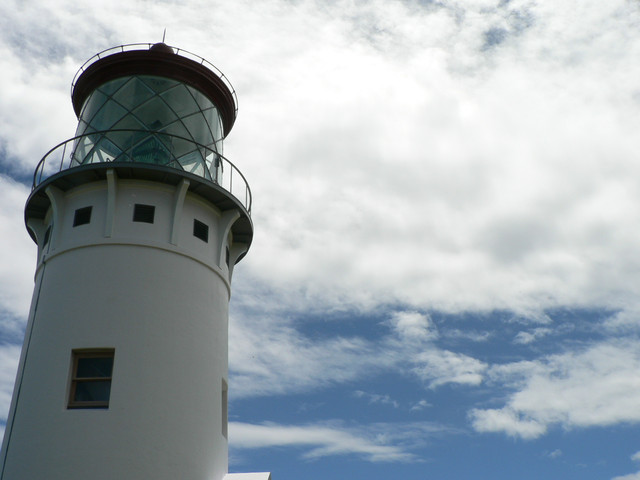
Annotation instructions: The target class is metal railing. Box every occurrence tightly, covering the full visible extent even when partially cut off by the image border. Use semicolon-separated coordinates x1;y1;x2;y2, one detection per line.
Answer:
71;43;238;119
32;130;251;214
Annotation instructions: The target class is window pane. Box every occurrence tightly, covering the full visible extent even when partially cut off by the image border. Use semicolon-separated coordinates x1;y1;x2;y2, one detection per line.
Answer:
74;380;112;402
76;356;113;378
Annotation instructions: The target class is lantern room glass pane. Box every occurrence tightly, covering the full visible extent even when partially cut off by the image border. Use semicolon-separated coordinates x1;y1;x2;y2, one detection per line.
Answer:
74;75;226;182
160;84;200;117
111;77;155;111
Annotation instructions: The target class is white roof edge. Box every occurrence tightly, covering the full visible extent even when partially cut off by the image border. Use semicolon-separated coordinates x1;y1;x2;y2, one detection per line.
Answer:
224;473;272;480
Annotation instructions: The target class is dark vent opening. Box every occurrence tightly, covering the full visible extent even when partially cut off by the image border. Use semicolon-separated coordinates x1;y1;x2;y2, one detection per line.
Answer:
133;204;155;224
225;246;230;267
193;219;209;242
73;206;93;227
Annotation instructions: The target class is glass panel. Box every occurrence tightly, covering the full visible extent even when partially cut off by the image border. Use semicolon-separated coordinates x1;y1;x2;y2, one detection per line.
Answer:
158;120;191;141
90;101;129;131
139;76;179;95
97;77;128;97
160;84;199;117
132;96;178;130
132;135;172;165
102;130;141;157
76;90;109;134
92;137;122;163
182;112;214;147
71;134;100;165
111;114;146;131
74;380;111;402
202;106;222;143
188;86;214;112
74;119;90;137
76;356;113;378
179;150;206;177
170;136;200;159
112;77;155;111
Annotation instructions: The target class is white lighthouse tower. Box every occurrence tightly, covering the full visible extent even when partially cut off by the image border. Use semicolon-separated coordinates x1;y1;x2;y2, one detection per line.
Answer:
0;43;268;480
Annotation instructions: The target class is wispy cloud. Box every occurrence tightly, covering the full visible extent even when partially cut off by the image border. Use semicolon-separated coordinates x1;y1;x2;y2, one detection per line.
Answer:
354;390;399;409
471;339;640;439
410;400;431;412
611;450;640;480
230;309;488;398
513;327;552;345
229;420;452;462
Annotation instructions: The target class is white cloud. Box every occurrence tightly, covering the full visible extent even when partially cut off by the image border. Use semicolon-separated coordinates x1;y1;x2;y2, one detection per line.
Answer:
442;329;491;342
513;327;552;345
229;420;450;462
1;0;640;320
229;313;386;398
410;400;431;412
414;349;487;388
354;390;399;409
1;2;640;465
548;449;562;459
470;407;546;439
0;175;37;321
0;344;21;422
604;310;640;332
388;311;437;343
612;452;640;480
613;473;640;480
230;308;488;398
471;340;640;438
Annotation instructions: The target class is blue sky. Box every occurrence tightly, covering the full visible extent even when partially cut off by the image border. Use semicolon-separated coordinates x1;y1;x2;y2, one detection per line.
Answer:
1;0;640;479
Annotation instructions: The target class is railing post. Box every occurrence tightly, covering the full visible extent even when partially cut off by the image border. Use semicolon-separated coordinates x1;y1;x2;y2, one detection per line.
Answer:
60;142;67;172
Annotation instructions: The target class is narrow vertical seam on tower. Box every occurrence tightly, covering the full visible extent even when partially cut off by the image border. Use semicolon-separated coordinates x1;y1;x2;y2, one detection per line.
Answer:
170;179;190;245
105;169;117;238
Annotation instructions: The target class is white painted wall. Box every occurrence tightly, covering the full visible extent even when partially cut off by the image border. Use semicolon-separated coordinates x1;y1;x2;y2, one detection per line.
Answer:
1;173;242;480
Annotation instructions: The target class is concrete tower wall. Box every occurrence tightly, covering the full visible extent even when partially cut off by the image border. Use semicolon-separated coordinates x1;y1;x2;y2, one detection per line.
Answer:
1;173;239;479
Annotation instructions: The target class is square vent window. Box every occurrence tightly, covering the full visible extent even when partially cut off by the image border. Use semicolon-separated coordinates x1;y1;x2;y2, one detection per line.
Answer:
193;219;209;242
133;204;155;224
73;206;93;227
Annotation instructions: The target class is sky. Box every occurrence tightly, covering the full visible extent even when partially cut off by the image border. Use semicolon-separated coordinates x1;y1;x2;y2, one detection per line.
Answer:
1;0;640;478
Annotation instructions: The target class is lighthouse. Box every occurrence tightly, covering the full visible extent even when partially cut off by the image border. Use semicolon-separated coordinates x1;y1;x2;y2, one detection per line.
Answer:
0;43;269;480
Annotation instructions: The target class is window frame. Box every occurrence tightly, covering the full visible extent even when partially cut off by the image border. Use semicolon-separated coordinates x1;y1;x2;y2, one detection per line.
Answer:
68;349;115;409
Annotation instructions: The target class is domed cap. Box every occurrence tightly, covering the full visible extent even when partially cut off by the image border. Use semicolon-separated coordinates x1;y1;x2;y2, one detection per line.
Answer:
149;42;175;54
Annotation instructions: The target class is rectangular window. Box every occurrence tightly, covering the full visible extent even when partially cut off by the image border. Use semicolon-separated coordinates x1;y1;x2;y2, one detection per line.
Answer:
73;206;93;227
133;204;155;223
68;349;115;409
193;219;209;242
